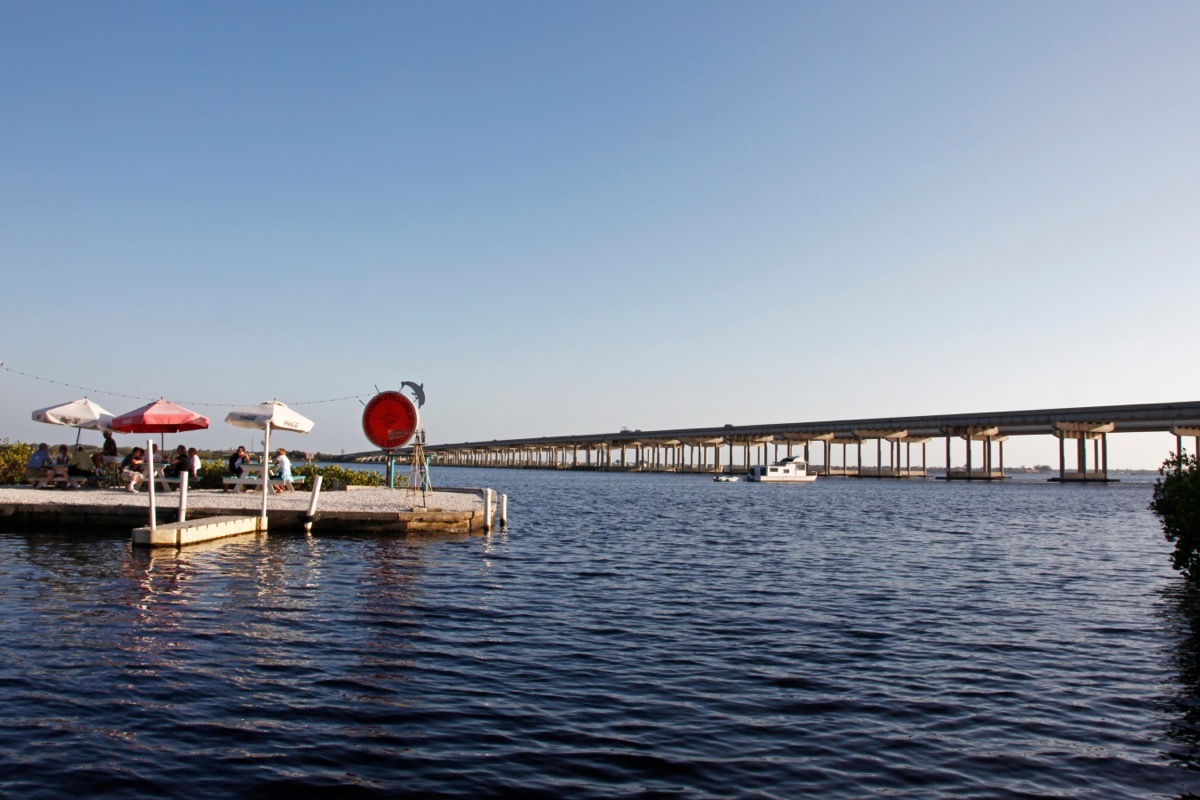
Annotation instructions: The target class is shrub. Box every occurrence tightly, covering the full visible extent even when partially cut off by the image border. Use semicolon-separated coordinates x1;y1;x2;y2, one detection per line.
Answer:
194;459;227;489
293;463;399;489
1151;453;1200;578
187;459;396;491
0;440;36;485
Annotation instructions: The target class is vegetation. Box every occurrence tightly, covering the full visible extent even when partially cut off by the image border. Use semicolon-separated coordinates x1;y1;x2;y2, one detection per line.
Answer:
0;439;35;485
293;463;399;489
1151;453;1200;578
190;460;396;490
0;440;398;491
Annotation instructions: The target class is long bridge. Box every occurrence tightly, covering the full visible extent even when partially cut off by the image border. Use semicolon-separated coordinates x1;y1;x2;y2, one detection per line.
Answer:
409;400;1200;481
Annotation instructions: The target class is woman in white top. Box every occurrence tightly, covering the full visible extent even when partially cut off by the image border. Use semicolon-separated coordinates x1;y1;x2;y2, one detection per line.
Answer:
272;448;292;493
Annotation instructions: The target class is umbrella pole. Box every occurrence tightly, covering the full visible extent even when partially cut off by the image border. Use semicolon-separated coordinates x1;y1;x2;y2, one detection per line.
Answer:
147;437;157;532
261;426;271;524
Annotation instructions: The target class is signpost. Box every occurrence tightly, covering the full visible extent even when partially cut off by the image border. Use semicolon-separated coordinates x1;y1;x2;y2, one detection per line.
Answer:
362;391;420;450
362;387;426;491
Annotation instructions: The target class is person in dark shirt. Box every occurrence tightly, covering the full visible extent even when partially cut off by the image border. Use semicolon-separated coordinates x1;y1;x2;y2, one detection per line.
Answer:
228;446;250;477
121;448;146;493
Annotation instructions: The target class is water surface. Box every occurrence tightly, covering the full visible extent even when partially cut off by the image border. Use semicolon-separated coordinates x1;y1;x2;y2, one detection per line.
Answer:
1;469;1196;798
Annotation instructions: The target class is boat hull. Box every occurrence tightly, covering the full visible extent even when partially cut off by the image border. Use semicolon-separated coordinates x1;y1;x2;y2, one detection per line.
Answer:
746;474;817;483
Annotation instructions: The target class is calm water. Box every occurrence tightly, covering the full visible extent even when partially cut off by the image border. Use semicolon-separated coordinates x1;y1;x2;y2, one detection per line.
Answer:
2;468;1199;799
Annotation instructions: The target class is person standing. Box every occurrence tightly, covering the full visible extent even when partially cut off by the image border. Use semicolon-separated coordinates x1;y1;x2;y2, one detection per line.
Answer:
101;431;118;458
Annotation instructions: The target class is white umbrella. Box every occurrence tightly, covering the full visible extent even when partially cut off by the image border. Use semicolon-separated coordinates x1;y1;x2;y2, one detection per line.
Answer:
225;401;315;434
224;401;314;521
32;397;115;445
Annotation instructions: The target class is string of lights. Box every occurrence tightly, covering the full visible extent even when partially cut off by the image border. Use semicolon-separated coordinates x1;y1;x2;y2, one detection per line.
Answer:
0;362;370;409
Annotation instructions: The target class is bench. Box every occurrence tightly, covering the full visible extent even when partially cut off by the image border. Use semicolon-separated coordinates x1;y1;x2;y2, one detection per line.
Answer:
157;476;197;490
222;476;306;492
25;469;93;489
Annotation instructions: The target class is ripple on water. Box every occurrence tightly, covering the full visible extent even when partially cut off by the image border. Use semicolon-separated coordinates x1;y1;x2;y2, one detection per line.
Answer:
0;471;1196;798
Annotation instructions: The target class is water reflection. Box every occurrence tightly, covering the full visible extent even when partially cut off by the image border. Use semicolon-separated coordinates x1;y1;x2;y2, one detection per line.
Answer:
4;476;1196;798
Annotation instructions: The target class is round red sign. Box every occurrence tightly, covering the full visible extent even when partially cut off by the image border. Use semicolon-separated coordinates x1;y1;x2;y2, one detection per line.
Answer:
362;391;420;449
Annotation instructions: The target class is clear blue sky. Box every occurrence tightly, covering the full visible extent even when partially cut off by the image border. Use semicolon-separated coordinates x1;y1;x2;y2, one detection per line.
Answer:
2;1;1197;467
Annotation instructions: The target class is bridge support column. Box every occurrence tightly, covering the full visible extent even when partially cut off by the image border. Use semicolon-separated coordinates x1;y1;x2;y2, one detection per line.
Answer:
943;427;1000;480
1052;422;1115;482
1172;426;1200;460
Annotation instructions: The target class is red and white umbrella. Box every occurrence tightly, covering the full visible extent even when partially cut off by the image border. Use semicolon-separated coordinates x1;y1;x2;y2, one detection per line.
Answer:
111;399;210;532
111;399;210;435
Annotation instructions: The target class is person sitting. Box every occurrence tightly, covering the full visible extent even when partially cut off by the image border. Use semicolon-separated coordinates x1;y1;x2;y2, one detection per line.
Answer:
272;448;293;493
68;446;97;486
121;447;146;493
27;443;56;489
228;446;250;477
53;444;81;489
187;448;201;485
168;445;188;477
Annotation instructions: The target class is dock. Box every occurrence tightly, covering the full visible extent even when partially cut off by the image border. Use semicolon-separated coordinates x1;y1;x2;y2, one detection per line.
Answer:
0;485;502;545
133;515;264;547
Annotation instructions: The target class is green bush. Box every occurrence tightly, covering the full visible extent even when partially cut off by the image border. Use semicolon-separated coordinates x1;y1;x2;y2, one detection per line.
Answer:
188;460;396;490
0;440;35;485
1151;453;1200;578
194;459;227;489
293;463;400;489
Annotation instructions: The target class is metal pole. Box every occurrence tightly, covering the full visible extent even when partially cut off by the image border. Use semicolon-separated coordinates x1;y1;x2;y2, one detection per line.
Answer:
304;475;323;532
147;437;156;531
179;471;188;523
261;426;271;523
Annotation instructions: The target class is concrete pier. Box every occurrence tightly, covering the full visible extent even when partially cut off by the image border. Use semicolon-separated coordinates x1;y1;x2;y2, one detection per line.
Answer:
133;515;264;547
0;486;497;539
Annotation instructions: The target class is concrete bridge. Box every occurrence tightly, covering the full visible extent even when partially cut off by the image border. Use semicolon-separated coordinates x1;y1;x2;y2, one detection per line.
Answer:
416;400;1200;482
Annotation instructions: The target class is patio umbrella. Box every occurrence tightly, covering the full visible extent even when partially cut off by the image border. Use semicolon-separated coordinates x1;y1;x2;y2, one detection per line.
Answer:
224;400;314;521
111;399;211;532
31;397;115;445
111;399;210;441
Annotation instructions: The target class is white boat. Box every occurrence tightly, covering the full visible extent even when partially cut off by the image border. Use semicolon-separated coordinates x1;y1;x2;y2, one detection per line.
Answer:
713;475;740;482
746;456;818;483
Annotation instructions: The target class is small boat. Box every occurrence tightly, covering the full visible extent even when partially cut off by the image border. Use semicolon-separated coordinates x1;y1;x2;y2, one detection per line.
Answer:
746;456;818;483
713;475;740;482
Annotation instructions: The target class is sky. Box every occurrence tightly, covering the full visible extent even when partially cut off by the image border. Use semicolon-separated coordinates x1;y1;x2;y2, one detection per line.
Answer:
2;1;1198;467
